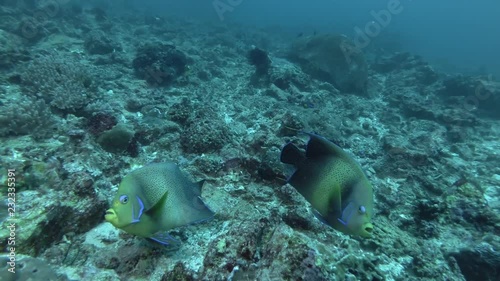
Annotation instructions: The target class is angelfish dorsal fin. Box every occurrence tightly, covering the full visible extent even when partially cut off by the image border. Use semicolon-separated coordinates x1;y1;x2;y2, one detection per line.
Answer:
305;133;344;159
338;201;356;226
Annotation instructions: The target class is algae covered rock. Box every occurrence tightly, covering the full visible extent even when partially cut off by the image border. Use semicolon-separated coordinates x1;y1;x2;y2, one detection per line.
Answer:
84;30;119;55
180;110;231;154
440;75;500;118
248;46;271;76
0;29;30;70
20;53;99;113
0;190;108;257
132;43;188;86
372;52;439;85
448;241;500;281
288;34;368;94
97;124;135;154
0;254;67;281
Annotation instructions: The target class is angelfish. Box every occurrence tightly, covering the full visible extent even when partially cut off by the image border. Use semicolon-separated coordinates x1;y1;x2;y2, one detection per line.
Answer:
105;162;214;245
280;133;374;237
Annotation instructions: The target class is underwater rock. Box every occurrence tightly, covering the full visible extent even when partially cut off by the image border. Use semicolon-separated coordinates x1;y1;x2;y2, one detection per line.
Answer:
132;44;188;86
161;262;196;281
448;242;500;281
167;98;193;125
84;30;118;55
97;124;135;154
381;134;431;170
266;57;312;94
440;75;500;118
446;186;499;233
180;112;231;154
0;29;30;70
372;52;414;73
248;46;271;76
89;7;108;22
67;129;86;142
0;194;107;256
288;34;368;94
440;75;481;97
20;53;99;113
87;113;118;136
94;241;159;276
281;208;314;231
372;52;426;72
0;254;67;281
277;112;305;136
0;98;54;139
416;64;439;85
372;52;439;85
201;218;271;278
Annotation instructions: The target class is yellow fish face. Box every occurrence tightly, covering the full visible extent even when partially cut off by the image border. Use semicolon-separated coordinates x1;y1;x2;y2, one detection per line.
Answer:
335;179;374;237
337;201;373;237
105;193;145;229
104;207;119;226
360;222;374;237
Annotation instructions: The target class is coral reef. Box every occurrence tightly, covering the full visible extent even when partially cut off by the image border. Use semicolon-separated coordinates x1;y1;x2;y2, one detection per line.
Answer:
372;52;439;85
440;75;500;118
0;95;54;139
97;124;135;154
288;34;369;94
84;30;118;55
86;113;118;136
247;46;271;76
132;44;188;86
0;254;66;281
448;240;500;281
20;53;100;113
0;29;30;71
180;109;232;154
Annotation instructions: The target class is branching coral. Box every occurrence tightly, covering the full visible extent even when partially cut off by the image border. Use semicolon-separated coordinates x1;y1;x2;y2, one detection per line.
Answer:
21;53;99;113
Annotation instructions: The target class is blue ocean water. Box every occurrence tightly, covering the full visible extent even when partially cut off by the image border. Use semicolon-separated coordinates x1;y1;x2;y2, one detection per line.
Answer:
123;0;500;77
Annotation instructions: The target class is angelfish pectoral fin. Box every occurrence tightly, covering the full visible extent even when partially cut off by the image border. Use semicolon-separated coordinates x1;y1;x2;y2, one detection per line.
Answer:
149;231;181;246
131;196;145;224
338;201;355;226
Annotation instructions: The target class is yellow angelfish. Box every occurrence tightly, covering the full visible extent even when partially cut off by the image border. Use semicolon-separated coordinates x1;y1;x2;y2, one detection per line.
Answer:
280;133;374;237
105;162;214;245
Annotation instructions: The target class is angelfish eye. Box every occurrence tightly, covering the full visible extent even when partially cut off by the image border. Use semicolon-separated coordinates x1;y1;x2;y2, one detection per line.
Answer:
119;195;129;204
358;205;366;214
